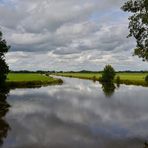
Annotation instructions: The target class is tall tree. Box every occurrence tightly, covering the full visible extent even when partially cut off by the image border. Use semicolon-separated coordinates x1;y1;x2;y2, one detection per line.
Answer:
121;0;148;61
0;31;10;86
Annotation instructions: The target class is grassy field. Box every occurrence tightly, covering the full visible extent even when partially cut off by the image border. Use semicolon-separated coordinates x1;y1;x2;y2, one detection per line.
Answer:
6;73;63;88
55;72;148;86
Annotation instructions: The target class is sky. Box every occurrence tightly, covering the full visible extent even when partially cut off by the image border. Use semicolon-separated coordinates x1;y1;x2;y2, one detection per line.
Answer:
0;0;148;71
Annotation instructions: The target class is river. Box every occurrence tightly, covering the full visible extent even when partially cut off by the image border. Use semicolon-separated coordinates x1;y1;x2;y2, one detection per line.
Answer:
1;76;148;148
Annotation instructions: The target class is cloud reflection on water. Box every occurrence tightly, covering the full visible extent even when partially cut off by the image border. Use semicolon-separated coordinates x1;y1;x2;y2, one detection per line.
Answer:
3;77;148;148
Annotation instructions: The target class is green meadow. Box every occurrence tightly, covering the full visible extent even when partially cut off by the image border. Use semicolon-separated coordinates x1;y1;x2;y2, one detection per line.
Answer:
55;72;148;86
5;72;148;87
6;73;63;88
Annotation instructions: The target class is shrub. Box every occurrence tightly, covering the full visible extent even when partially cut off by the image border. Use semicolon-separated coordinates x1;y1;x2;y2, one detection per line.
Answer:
45;73;49;76
116;76;120;84
145;75;148;83
92;76;96;81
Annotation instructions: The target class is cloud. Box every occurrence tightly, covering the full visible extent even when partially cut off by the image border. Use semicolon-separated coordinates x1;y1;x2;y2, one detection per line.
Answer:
1;0;147;70
6;50;148;71
1;0;128;52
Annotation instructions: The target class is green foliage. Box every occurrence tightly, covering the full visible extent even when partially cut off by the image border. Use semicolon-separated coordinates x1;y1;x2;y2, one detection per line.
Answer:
0;59;9;85
0;31;10;86
116;76;121;84
101;65;116;82
92;76;96;81
121;0;148;61
145;75;148;83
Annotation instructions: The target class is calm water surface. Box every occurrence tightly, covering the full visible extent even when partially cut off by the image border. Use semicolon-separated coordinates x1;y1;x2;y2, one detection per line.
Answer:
1;77;148;148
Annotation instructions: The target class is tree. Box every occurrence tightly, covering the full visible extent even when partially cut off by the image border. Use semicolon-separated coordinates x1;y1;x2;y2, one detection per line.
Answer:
101;65;116;82
121;0;148;61
0;31;10;86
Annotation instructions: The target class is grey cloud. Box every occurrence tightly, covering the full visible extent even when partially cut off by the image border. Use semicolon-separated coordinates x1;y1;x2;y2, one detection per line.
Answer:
6;50;148;71
6;20;134;54
1;0;145;71
52;22;134;55
0;0;129;53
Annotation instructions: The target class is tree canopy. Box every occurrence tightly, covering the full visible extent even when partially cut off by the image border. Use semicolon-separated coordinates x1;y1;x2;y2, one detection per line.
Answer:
121;0;148;61
0;31;10;86
101;65;116;82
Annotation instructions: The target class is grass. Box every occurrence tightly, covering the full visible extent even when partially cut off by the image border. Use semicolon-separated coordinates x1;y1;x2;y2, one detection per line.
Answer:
55;72;148;86
6;72;148;88
6;73;63;88
116;73;148;86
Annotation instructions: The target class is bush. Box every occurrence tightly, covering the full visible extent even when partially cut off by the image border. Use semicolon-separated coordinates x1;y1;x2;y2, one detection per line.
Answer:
145;75;148;83
92;76;96;81
101;65;116;82
45;73;49;76
116;76;120;84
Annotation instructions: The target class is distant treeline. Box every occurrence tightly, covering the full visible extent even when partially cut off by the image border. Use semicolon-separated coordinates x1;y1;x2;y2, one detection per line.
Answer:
10;70;148;73
117;71;148;73
10;70;51;74
56;70;148;73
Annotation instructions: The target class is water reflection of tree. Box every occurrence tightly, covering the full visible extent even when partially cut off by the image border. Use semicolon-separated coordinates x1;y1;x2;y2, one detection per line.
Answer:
144;142;148;148
101;82;116;97
0;86;11;146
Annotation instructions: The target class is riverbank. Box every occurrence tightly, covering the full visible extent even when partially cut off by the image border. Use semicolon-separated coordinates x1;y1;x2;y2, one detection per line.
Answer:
54;72;148;87
6;73;63;88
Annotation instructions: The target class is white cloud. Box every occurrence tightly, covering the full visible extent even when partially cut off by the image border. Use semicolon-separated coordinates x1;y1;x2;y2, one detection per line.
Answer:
6;50;148;71
1;0;147;70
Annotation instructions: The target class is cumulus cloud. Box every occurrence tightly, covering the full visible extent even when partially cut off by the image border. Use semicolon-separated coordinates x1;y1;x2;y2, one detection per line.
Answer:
6;50;148;71
1;0;128;52
1;0;146;70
